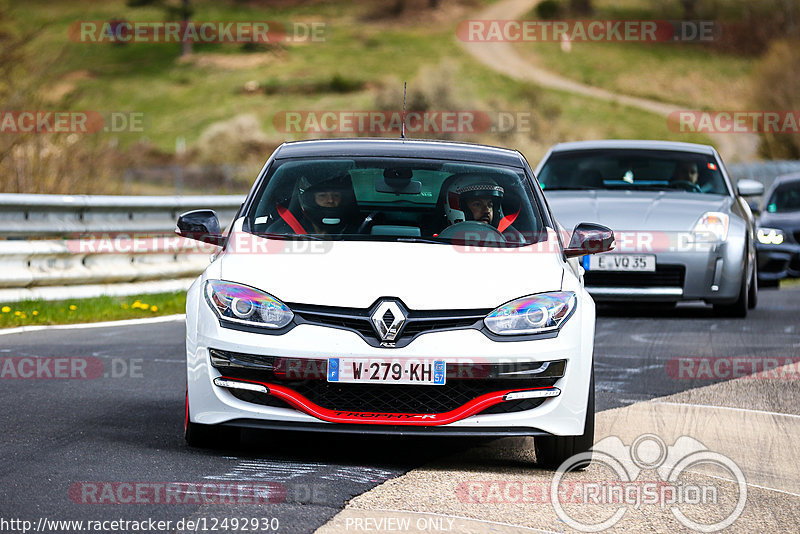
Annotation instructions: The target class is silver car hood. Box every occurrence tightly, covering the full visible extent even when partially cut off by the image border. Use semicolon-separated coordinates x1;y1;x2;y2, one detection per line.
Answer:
546;190;732;232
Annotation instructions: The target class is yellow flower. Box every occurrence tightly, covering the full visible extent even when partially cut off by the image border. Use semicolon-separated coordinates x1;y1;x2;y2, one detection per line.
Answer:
32;311;39;316
69;305;77;311
150;305;158;312
132;300;142;308
20;313;27;319
122;303;129;309
1;306;9;313
14;311;21;316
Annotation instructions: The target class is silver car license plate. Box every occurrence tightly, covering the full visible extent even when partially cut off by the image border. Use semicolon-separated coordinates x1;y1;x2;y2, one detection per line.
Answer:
586;254;656;272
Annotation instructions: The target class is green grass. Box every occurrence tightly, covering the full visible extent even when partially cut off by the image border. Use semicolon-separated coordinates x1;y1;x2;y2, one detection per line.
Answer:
514;0;755;111
443;54;714;163
12;0;467;150
7;0;721;173
0;292;186;328
514;40;754;111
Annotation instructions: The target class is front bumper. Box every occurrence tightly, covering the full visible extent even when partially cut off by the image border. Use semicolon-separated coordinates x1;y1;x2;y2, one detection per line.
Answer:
185;280;595;437
220;419;552;437
585;242;747;304
757;243;800;281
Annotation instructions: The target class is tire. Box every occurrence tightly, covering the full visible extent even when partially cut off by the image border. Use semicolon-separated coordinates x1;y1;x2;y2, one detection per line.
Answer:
184;391;239;449
714;267;748;318
747;263;757;309
535;370;595;470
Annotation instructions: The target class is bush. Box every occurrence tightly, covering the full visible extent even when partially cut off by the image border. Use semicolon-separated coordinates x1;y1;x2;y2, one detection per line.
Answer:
194;114;272;165
374;61;469;139
687;0;800;55
261;74;365;95
328;73;364;93
535;0;563;19
752;39;800;159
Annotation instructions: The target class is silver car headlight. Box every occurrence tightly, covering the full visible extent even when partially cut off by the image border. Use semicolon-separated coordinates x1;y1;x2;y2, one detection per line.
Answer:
691;212;729;243
484;292;576;336
205;280;293;329
757;227;785;245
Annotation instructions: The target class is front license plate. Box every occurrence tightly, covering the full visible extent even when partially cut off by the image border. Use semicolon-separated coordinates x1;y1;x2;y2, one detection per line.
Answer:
327;358;446;385
584;254;656;272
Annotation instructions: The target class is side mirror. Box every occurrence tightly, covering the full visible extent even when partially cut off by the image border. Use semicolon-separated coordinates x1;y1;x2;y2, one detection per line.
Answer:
565;222;615;258
176;209;224;246
737;179;764;197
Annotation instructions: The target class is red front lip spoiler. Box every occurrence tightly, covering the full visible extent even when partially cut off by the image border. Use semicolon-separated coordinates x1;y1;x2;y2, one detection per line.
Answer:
219;376;557;426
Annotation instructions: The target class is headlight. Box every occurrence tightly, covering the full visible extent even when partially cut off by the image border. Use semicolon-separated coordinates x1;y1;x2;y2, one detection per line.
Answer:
205;280;293;329
692;212;729;242
757;227;785;245
484;292;576;336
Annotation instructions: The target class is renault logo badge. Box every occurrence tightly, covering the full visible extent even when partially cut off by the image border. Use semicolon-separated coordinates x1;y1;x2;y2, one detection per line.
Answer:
371;300;407;341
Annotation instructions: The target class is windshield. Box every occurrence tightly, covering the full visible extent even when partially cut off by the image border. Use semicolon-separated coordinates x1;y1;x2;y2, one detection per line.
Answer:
766;181;800;213
538;149;729;195
246;157;545;247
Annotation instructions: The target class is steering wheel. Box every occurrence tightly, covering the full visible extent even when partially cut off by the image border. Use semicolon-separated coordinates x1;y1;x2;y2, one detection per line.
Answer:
670;180;702;193
357;210;382;234
437;221;507;245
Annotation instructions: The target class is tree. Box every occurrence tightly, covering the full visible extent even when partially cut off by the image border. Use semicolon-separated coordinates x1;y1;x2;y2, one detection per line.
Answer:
570;0;592;16
126;0;194;56
680;0;699;19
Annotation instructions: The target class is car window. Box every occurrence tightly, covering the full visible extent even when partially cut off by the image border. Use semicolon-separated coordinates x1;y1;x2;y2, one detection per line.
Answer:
539;149;729;195
766;182;800;213
247;157;545;247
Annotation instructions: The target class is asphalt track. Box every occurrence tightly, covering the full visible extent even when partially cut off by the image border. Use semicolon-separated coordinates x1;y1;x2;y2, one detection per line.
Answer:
1;287;798;533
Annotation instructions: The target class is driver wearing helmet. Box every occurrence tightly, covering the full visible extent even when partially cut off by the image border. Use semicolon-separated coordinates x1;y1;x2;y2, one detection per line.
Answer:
444;175;506;228
441;174;525;243
268;173;359;235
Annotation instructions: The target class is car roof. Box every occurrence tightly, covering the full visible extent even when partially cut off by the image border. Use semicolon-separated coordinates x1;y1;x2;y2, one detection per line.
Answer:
272;138;525;166
547;139;717;155
772;172;800;187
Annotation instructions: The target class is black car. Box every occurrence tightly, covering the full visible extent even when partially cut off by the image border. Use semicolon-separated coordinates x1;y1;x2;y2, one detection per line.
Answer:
756;173;800;286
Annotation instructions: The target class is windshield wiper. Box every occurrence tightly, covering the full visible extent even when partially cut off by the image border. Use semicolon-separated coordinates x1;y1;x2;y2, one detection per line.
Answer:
254;232;324;240
395;237;448;244
544;186;599;190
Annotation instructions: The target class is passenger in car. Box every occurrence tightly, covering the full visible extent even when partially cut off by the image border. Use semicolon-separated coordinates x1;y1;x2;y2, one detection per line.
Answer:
267;174;360;235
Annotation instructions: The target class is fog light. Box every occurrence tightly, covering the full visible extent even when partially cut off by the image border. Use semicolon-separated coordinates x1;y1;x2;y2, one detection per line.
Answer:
213;377;269;394
503;388;561;401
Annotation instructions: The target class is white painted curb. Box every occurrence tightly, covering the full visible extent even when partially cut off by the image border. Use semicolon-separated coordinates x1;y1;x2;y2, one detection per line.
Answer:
0;314;186;336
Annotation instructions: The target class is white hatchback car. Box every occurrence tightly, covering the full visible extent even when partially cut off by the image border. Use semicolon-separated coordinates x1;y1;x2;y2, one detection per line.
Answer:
179;138;613;467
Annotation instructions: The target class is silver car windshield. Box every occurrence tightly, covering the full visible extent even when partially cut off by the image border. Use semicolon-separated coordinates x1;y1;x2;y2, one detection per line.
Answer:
246;157;545;246
539;150;729;195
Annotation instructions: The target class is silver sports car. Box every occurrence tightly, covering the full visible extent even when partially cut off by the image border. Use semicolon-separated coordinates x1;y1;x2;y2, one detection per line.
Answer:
535;140;764;317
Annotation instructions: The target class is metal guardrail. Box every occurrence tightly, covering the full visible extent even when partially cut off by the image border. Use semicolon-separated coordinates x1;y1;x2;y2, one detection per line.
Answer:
2;160;799;303
0;194;244;302
0;193;244;237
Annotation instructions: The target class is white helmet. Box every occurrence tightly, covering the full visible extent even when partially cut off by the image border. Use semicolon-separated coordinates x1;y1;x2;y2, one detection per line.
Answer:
444;175;505;226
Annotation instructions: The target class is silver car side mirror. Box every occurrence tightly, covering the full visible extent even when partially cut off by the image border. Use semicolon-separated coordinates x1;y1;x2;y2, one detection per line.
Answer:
737;179;764;197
